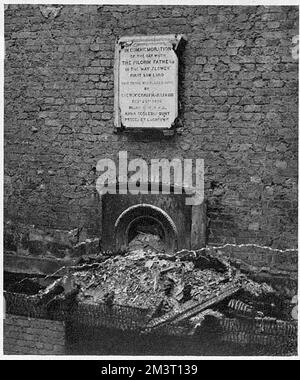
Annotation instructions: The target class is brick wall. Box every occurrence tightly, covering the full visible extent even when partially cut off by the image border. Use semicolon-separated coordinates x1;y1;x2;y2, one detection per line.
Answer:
3;314;65;355
4;5;298;252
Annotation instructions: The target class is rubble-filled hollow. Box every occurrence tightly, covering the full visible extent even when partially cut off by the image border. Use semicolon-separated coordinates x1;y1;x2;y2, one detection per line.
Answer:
114;204;178;252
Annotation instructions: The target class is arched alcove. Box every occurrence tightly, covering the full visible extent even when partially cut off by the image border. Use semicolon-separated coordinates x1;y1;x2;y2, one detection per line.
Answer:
114;204;178;252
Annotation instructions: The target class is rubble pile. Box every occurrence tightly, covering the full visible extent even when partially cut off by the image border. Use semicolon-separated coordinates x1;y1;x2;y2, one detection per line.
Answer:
128;231;166;253
25;232;295;356
73;251;234;312
4;232;296;355
35;232;282;324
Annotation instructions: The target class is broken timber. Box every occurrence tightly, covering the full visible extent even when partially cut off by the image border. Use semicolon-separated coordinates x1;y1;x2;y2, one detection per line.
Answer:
143;283;241;333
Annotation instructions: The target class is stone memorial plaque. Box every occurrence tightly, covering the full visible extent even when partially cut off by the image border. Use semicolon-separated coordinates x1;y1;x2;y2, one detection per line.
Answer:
114;35;186;130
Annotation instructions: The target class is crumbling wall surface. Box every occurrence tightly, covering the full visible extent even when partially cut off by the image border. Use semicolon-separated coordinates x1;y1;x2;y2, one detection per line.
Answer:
3;314;65;355
4;5;298;250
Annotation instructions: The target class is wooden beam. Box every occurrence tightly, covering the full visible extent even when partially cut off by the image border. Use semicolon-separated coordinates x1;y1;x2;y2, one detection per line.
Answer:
144;283;241;332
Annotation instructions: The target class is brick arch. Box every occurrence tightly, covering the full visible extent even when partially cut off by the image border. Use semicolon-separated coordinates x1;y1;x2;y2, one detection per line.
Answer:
114;204;178;252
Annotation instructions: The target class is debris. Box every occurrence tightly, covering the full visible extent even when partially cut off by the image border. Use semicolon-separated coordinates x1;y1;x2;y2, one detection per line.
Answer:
103;291;115;306
37;241;277;318
240;277;274;297
228;299;264;318
143;282;241;332
28;234;295;351
187;309;224;335
31;272;79;306
128;232;166;253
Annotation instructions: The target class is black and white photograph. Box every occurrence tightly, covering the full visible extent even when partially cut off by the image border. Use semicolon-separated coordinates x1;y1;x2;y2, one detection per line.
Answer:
1;0;299;360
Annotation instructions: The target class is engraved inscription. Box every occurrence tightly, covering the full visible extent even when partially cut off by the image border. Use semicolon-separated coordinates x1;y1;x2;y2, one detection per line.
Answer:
117;38;178;129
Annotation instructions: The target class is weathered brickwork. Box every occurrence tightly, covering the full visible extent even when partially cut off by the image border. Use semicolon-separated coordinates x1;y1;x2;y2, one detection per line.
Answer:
3;314;65;355
4;5;298;254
